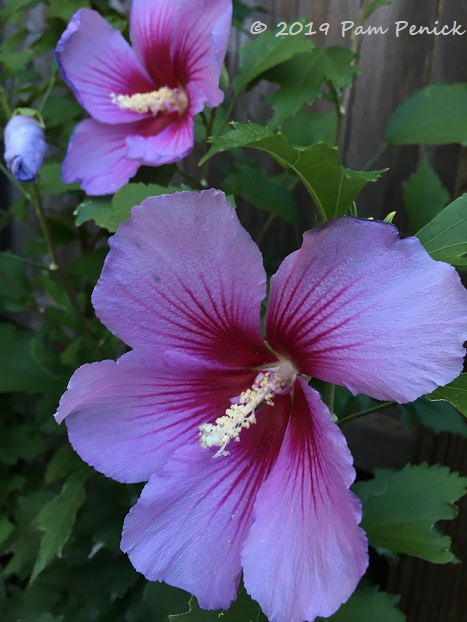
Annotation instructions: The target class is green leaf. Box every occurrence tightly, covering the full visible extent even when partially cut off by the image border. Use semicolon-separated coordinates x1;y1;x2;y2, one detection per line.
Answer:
317;586;405;621
234;29;314;94
416;194;467;267
353;464;467;563
400;397;467;437
202;122;383;220
0;252;32;312
426;374;467;418
111;183;191;231
403;157;449;232
223;161;298;224
38;163;80;195
0;324;58;393
169;588;267;621
75;184;191;231
366;0;392;19
74;197;114;229
31;469;88;582
266;47;357;129
281;110;337;147
386;83;467;145
47;0;89;22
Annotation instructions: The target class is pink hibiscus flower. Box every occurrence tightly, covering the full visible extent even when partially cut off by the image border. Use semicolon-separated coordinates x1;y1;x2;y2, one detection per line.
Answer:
55;0;232;195
55;190;467;622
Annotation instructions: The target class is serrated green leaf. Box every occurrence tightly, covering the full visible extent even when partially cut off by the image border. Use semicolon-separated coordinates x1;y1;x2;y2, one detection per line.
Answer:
386;84;467;145
202;122;383;220
353;464;467;563
400;397;467;437
403;157;449;232
426;373;467;418
169;588;267;621
234;29;314;94
31;469;88;582
416;194;467;267
223;161;298;224
74;197;114;229
317;586;405;621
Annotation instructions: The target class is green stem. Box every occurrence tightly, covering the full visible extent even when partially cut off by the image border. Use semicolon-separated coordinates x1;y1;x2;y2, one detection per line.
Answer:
256;213;276;247
0;160;33;202
1;251;50;270
324;383;336;414
337;401;397;426
0;84;12;119
363;144;388;171
38;67;57;113
29;183;102;357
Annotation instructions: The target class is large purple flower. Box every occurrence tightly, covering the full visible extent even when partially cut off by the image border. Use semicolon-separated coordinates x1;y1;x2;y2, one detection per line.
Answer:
55;191;467;622
55;0;232;195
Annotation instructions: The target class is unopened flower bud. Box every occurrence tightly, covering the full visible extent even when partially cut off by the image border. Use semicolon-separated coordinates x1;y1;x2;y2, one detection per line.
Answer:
4;114;47;182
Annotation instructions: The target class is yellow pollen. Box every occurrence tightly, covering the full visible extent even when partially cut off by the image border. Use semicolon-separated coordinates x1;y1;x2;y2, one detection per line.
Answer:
110;86;188;116
199;371;287;459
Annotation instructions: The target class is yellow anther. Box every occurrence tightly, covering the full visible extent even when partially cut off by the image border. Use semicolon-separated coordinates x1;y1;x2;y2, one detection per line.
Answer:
110;86;188;116
199;371;287;458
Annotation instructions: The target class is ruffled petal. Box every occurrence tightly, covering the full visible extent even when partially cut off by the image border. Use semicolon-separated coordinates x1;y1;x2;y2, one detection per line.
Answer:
62;118;141;195
93;190;273;368
55;349;258;484
130;0;231;107
126;113;193;166
242;378;367;622
56;9;155;124
266;217;467;403
121;394;290;610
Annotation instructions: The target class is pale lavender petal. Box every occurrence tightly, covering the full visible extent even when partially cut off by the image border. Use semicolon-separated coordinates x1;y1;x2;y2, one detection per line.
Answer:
55;349;258;483
121;394;290;609
130;0;231;107
242;378;368;622
126;113;193;166
56;8;155;124
266;217;467;403
62;118;140;195
93;190;273;368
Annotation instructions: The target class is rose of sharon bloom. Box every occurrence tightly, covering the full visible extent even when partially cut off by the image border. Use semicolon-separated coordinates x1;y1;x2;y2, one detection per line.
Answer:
55;0;232;195
4;115;47;182
55;191;467;622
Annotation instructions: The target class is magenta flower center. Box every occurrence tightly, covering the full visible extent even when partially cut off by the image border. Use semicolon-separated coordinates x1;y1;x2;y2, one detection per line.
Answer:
199;358;297;458
110;86;189;116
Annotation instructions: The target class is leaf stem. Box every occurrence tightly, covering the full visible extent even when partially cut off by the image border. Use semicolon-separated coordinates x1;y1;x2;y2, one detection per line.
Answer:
324;383;336;414
29;183;102;357
337;401;397;426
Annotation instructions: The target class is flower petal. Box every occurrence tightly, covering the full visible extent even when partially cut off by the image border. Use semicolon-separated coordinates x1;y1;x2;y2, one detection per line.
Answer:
62;118;141;195
266;217;467;403
242;378;367;622
93;190;272;368
55;349;258;484
125;112;194;166
130;0;231;107
121;394;290;609
56;8;155;124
